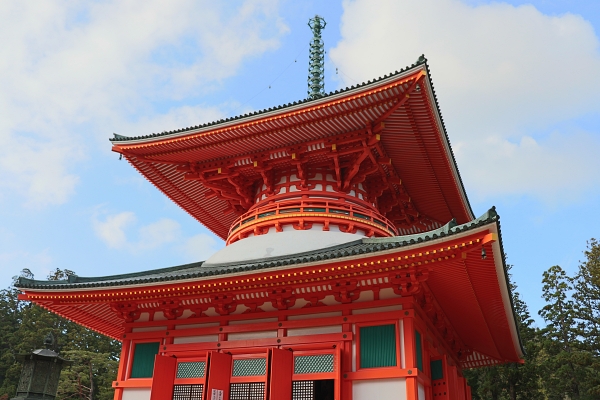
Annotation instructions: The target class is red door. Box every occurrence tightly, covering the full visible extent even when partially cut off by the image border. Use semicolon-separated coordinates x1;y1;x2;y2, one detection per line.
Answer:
269;349;293;400
150;355;177;400
206;351;232;400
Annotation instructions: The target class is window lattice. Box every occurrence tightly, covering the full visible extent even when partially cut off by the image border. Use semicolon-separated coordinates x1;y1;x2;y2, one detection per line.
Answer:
232;358;267;376
292;381;314;400
294;354;334;374
229;382;265;400
172;384;203;400
176;361;206;379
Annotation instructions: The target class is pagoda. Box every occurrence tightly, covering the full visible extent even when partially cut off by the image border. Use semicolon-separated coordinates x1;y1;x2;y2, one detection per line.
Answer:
15;17;523;400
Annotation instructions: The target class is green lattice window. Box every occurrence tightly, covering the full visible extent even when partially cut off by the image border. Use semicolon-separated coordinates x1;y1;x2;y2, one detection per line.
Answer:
177;361;206;379
130;342;160;378
232;358;267;376
415;330;423;371
431;359;443;380
359;324;397;368
294;354;334;374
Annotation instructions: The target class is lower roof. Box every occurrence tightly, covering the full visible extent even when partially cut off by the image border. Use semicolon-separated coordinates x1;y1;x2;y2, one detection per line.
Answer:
16;207;522;369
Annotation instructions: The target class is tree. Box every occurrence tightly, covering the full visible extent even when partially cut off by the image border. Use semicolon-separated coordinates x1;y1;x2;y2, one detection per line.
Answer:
538;265;592;399
465;265;543;399
571;239;600;397
0;269;120;400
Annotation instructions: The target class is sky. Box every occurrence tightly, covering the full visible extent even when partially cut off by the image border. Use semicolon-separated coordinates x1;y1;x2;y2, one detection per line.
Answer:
0;0;599;326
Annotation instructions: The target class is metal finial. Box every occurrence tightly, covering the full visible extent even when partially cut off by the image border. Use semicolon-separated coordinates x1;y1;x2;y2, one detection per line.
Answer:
307;15;326;100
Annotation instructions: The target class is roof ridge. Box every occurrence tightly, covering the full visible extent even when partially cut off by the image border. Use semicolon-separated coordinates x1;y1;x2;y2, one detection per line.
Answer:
15;206;499;290
17;261;204;287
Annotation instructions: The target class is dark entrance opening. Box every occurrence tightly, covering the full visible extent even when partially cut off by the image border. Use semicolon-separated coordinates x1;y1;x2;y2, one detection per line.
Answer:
292;380;334;400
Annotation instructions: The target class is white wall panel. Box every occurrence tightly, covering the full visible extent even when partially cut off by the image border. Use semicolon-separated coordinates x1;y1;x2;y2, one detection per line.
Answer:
352;304;403;314
228;331;278;341
353;378;406;400
173;335;219;344
121;388;151;400
131;326;167;332
287;311;342;320
175;322;219;330
287;325;341;336
419;382;426;400
229;318;278;325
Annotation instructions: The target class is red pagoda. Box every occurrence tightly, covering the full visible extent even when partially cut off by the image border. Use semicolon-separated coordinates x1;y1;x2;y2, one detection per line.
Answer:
15;20;523;400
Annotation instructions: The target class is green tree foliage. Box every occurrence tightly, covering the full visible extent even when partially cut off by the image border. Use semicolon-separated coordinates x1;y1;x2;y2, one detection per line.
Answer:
0;269;120;400
466;239;600;399
465;265;543;400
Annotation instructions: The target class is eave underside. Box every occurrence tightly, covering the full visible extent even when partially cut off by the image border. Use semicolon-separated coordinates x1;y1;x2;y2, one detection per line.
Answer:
114;66;473;239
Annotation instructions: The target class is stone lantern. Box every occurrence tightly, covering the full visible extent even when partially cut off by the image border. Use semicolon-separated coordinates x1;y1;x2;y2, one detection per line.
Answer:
11;333;72;400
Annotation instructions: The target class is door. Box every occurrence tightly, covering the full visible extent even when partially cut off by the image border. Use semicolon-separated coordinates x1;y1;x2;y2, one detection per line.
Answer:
206;351;232;400
269;349;293;400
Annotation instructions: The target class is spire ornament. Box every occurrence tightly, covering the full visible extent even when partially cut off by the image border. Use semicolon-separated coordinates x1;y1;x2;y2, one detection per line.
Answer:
307;15;326;100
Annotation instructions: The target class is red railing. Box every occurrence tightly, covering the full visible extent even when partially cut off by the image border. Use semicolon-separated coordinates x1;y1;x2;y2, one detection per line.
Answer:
227;197;398;242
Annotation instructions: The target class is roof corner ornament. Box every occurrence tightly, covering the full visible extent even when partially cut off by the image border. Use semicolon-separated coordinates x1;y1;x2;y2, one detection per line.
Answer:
307;15;326;100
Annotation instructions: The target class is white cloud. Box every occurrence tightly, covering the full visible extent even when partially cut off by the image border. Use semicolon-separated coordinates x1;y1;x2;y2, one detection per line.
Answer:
138;219;181;251
330;0;600;202
93;211;181;252
92;211;137;249
181;233;222;262
0;0;287;207
92;210;218;258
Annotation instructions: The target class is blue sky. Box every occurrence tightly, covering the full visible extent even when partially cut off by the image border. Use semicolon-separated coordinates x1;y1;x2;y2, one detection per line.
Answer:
0;0;599;326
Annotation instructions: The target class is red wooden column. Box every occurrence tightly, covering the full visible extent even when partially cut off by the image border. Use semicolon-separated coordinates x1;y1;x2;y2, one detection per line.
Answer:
206;351;232;400
269;348;293;400
113;334;132;400
403;309;418;400
342;309;352;400
150;355;177;400
431;355;450;400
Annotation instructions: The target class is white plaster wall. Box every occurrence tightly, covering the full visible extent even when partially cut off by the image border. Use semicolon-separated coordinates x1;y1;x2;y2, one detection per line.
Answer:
418;383;426;400
321;295;339;306
121;388;151;400
152;312;167;321
179;310;194;319
354;290;374;303
131;326;167;332
352;325;356;372
288;311;342;320
353;378;406;400
228;331;278;341
287;325;342;336
203;307;219;317
175;322;219;330
258;302;278;312
137;312;150;322
229;318;278;325
400;319;406;368
173;335;219;344
352;304;403;315
203;230;363;267
379;287;400;300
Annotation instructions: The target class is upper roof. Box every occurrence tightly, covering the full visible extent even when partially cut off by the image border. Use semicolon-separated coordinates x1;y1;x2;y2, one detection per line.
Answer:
110;56;475;239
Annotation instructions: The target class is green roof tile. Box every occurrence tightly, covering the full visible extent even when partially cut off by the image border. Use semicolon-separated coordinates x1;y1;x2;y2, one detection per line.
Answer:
15;207;499;290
